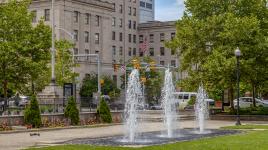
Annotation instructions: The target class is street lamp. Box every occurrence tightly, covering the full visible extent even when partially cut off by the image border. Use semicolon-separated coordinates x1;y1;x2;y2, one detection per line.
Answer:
235;47;241;126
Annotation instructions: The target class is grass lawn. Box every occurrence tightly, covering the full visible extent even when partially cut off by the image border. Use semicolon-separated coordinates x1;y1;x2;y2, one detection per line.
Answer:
28;126;268;150
222;124;268;130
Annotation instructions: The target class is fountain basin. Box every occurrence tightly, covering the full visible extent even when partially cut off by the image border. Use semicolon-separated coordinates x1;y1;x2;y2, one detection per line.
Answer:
62;129;240;146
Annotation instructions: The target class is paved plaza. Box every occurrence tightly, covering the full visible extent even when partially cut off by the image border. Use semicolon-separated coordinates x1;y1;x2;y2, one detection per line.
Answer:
1;120;267;150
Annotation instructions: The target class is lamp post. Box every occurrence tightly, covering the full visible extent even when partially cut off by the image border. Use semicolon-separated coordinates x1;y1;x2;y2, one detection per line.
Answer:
51;0;56;84
235;47;241;126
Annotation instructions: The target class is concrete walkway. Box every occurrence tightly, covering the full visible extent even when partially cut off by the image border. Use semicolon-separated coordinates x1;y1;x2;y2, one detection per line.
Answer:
1;120;267;150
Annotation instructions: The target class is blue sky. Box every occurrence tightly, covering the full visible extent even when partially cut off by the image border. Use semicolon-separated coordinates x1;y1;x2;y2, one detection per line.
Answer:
155;0;185;21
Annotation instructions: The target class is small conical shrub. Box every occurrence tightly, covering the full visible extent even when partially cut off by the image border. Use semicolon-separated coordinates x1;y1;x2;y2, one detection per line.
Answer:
97;98;112;123
64;96;80;125
24;95;42;128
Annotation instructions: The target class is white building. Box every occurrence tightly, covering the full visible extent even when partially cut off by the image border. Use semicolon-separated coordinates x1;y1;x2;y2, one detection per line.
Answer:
139;0;155;23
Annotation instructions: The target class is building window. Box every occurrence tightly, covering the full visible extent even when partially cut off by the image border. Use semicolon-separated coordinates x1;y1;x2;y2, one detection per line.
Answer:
112;17;116;26
74;48;78;56
160;47;165;56
112;31;116;40
171;49;176;55
139;35;144;43
95;33;100;44
146;3;153;9
119;18;123;27
128;34;132;43
85;31;89;43
119;5;123;13
95;15;100;26
112;46;116;55
160;33;165;42
128;48;132;56
113;75;117;86
85;13;90;25
32;10;37;23
133;48;136;56
74;11;79;23
149;48;154;56
85;49;89;60
149;34;154;43
160;61;165;66
140;1;145;7
133;21;136;29
119;47;123;56
44;9;50;21
95;50;99;54
139;50;144;57
119;32;123;41
171;60;176;67
133;8;136;16
128;20;132;29
171;32;175;40
74;30;78;41
128;7;131;15
133;35;136;43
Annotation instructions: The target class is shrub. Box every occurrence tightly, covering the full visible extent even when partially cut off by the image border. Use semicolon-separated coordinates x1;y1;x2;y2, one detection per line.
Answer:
97;98;112;123
24;95;42;128
64;96;80;125
188;96;196;106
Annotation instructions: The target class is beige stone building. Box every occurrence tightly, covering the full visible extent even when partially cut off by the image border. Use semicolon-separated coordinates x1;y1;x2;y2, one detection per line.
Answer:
138;21;178;67
29;0;184;89
30;0;115;88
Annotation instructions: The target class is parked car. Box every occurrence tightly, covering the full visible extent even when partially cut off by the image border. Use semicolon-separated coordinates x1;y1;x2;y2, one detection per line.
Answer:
233;97;268;108
150;105;162;110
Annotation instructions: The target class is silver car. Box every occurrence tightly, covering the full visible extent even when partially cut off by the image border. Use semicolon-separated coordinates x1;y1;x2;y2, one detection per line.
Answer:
233;97;268;108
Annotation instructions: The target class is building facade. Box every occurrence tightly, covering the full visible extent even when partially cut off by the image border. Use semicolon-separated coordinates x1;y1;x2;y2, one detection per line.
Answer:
138;21;177;67
139;0;154;23
29;0;181;89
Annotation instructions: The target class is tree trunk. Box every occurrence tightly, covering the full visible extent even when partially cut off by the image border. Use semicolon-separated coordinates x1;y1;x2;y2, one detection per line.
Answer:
252;83;256;107
230;87;234;110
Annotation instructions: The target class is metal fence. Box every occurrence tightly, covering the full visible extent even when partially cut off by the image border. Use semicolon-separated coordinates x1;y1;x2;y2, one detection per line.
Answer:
0;96;124;116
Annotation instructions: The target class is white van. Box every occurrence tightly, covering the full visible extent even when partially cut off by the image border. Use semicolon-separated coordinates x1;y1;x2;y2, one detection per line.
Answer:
174;92;197;110
174;92;215;110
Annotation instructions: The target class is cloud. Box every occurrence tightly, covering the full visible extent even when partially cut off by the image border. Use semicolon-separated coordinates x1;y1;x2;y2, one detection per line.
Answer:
155;0;185;21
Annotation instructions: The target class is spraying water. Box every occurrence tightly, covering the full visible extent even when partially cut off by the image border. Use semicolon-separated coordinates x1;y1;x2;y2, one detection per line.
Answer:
124;69;143;142
161;68;178;138
195;84;209;134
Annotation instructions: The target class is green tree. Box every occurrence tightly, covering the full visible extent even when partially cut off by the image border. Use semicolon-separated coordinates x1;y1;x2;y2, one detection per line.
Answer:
24;95;42;128
97;98;112;123
64;96;79;125
55;40;78;86
0;0;52;98
167;0;268;108
80;74;120;100
79;74;98;98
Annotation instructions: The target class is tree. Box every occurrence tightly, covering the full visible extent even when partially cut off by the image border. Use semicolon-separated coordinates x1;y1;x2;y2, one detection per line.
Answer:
64;96;80;125
97;98;112;123
167;0;268;108
80;74;120;100
24;95;42;128
79;74;98;98
0;0;52;98
55;40;78;86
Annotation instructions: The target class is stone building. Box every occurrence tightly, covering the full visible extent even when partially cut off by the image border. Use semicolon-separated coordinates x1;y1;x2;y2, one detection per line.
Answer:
139;0;155;23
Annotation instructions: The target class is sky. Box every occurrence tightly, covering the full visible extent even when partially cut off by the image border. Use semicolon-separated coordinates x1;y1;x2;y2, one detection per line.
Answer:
155;0;185;21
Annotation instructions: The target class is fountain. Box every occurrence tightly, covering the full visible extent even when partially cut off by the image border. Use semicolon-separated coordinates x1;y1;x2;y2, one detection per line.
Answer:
195;84;209;134
123;69;143;142
161;68;178;138
63;72;241;146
